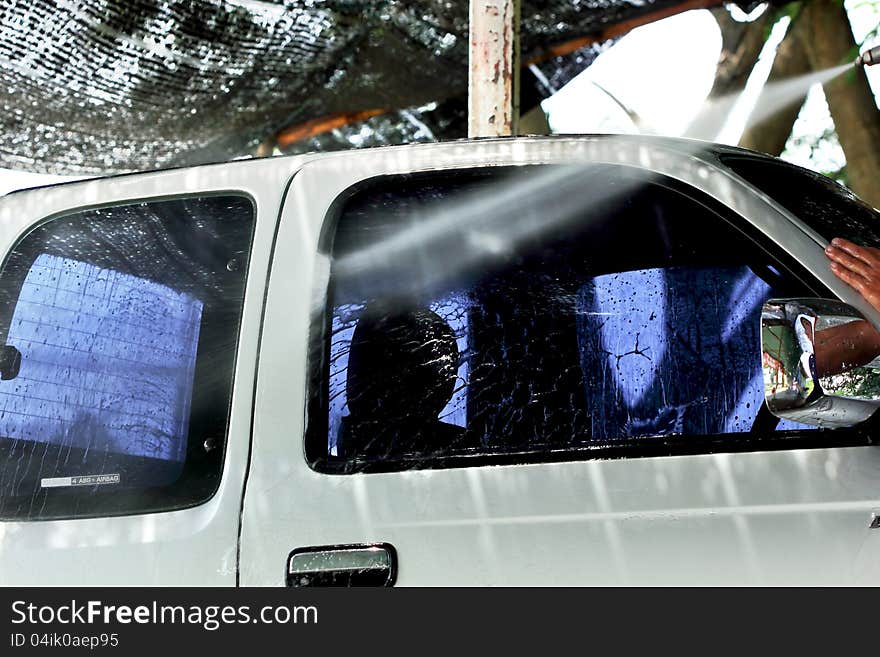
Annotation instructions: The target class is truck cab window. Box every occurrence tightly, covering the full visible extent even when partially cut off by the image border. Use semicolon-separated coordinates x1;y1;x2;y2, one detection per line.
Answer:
310;166;823;473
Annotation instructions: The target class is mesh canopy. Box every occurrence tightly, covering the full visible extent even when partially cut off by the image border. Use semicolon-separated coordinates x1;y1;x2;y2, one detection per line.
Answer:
0;1;760;174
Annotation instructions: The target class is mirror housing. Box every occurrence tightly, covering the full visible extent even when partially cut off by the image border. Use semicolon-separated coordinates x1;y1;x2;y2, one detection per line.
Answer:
762;298;880;428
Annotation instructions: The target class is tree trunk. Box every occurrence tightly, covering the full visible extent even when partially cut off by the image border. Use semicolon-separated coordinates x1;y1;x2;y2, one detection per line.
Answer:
739;15;812;156
686;8;772;140
799;0;880;208
710;7;774;98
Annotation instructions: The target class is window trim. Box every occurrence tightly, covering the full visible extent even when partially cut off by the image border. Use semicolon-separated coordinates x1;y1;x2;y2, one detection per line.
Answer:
305;166;874;475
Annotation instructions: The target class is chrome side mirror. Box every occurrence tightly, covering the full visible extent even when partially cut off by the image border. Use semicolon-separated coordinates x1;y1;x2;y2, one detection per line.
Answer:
762;298;880;428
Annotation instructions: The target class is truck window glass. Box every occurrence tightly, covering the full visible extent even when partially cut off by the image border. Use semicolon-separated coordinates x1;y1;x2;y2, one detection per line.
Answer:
0;195;254;520
310;166;833;474
719;154;880;247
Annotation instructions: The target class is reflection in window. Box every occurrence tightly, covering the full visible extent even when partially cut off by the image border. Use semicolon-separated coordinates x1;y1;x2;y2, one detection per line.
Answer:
0;254;202;463
328;294;468;456
578;266;795;440
318;169;827;469
327;265;815;457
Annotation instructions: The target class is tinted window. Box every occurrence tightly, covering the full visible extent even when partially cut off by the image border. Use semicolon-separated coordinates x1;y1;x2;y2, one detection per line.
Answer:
719;153;880;247
0;195;254;520
310;166;829;473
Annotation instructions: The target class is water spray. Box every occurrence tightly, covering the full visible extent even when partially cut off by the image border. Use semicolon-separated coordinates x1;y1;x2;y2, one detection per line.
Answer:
856;45;880;67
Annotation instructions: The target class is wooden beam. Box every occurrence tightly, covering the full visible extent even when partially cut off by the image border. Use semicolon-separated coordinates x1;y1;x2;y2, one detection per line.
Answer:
468;0;521;137
275;109;385;147
524;0;725;66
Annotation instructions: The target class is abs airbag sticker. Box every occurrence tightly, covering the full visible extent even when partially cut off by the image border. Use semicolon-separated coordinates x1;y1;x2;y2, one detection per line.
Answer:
40;474;121;488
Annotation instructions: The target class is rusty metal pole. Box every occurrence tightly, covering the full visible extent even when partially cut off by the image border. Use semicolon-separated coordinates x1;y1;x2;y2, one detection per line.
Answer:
468;0;521;137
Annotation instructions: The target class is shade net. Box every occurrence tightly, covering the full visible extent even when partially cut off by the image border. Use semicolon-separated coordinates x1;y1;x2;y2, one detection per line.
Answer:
0;1;764;174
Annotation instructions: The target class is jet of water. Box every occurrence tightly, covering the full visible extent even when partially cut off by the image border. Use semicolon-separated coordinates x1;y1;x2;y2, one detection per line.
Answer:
686;63;853;143
332;63;856;305
332;138;713;304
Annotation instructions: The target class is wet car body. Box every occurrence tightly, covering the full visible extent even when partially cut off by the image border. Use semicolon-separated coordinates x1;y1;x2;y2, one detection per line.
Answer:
0;135;879;586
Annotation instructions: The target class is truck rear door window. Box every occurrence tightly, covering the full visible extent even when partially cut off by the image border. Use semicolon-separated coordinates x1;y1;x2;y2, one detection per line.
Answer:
0;195;254;520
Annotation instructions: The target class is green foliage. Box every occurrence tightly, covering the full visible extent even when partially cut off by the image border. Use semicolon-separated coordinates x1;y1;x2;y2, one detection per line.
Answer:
824;368;880;398
766;1;803;40
786;126;847;185
823;165;850;186
850;0;880;11
852;0;880;46
779;1;804;20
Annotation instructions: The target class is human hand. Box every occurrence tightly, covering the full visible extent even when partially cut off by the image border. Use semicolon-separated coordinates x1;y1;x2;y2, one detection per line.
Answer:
824;237;880;313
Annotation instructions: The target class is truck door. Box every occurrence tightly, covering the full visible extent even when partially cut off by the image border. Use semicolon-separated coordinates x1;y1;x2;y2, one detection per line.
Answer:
241;139;880;586
0;159;298;585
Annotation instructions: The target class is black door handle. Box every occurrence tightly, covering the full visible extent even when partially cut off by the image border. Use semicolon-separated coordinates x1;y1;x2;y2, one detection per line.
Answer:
286;543;397;587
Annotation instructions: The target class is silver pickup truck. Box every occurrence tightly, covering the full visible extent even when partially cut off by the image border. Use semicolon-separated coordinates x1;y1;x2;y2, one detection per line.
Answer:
1;135;879;586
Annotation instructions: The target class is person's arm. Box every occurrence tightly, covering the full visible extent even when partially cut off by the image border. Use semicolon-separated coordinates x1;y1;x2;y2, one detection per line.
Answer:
813;319;880;377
